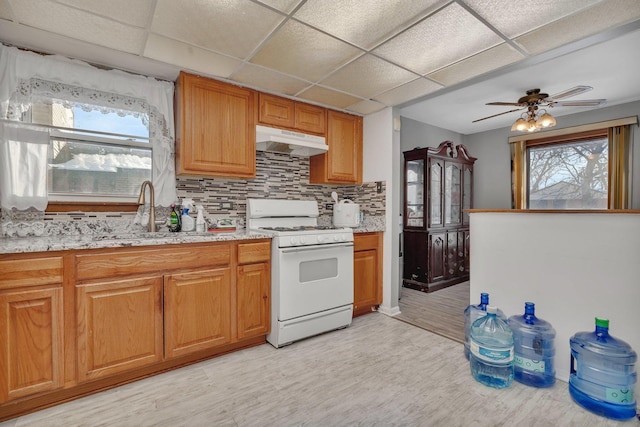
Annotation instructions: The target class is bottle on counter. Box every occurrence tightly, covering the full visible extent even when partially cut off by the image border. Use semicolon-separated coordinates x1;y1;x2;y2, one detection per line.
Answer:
196;205;206;233
509;302;556;388
569;317;637;421
469;305;514;389
464;293;505;360
168;203;181;232
181;198;195;232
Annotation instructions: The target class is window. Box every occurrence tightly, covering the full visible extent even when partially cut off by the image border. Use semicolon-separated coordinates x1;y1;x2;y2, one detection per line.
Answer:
31;100;151;202
510;117;636;210
527;132;608;209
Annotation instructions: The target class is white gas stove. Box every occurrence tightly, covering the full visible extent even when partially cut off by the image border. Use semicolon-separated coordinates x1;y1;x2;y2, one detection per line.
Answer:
246;199;354;348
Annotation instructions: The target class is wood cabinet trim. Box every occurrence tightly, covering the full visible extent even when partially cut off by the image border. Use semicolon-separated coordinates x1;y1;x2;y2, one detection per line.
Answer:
0;257;63;290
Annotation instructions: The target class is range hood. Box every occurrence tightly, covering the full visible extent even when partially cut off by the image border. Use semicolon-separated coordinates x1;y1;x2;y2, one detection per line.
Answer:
255;125;328;156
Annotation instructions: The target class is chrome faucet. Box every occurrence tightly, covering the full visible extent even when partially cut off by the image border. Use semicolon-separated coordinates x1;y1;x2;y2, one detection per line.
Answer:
137;180;156;232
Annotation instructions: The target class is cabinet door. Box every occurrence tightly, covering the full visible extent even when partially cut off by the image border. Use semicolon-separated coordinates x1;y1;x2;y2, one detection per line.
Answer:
354;250;378;314
462;164;473;226
237;263;270;340
402;231;428;284
444;161;463;227
176;72;256;178
76;276;163;381
428;232;446;283
309;110;362;184
295;102;325;134
164;268;232;359
0;287;64;401
445;231;461;279
259;93;294;128
428;158;444;228
353;233;382;316
404;151;426;229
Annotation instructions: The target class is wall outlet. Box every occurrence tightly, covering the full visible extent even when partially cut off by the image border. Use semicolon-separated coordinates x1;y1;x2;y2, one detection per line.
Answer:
325;203;333;210
220;201;233;210
376;181;383;193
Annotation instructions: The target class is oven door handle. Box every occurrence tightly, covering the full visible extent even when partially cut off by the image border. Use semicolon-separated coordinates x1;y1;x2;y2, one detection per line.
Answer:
281;242;354;253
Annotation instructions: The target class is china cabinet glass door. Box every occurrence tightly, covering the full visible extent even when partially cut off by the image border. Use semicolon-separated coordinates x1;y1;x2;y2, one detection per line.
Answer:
405;158;425;228
444;162;462;226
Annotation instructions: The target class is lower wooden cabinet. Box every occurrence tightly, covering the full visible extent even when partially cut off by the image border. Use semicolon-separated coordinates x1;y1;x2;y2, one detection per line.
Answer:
76;276;163;381
353;232;382;317
0;286;64;401
0;239;271;422
164;268;232;359
236;241;270;340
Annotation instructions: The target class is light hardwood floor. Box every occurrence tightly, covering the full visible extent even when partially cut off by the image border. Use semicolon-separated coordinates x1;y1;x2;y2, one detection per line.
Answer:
396;281;470;343
1;313;636;426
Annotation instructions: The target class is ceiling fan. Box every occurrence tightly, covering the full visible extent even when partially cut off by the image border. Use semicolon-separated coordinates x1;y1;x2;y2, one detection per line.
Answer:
472;86;607;128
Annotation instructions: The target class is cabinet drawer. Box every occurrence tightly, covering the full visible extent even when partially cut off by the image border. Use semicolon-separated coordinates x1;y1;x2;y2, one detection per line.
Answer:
0;257;63;290
75;244;231;281
354;233;380;252
237;241;271;265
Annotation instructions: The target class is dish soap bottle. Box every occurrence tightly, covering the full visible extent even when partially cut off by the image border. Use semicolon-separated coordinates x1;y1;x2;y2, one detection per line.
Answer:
196;205;206;232
181;199;195;232
168;203;181;232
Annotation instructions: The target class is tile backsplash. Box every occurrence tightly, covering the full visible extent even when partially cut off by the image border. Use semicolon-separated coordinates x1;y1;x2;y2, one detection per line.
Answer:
1;151;385;237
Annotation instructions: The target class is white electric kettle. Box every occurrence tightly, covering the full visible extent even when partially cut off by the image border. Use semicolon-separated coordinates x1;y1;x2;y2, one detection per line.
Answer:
332;192;360;228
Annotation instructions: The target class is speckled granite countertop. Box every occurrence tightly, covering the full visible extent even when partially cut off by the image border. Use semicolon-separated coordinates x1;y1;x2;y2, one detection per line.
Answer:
0;230;274;255
0;224;385;255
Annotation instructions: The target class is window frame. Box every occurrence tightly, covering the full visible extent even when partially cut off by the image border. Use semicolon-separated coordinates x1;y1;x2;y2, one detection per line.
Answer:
509;116;636;210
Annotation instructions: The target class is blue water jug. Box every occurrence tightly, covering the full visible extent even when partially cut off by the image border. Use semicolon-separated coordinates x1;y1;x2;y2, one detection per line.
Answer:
569;318;637;420
509;302;556;388
463;293;505;360
469;306;514;388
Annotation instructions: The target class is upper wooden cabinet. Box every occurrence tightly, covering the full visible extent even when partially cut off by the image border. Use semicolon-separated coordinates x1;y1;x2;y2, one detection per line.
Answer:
258;93;325;135
175;71;256;178
309;110;363;184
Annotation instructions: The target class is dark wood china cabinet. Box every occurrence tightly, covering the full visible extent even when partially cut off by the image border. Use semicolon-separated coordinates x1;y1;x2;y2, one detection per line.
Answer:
402;141;476;293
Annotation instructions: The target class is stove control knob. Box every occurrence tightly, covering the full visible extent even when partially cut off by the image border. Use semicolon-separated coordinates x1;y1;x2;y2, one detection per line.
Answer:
290;237;299;245
300;236;307;244
317;235;326;243
333;235;340;241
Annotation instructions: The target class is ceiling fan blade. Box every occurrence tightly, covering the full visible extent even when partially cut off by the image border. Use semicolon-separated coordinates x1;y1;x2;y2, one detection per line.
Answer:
486;101;524;106
550;85;593;100
472;108;523;123
552;99;606;107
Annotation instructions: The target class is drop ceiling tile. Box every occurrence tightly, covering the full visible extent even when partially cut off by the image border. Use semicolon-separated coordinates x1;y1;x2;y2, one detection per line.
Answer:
231;63;311;96
515;0;640;55
256;0;303;14
250;20;362;82
319;54;418;98
373;2;504;75
463;0;601;39
56;0;154;27
296;85;362;109
9;0;145;54
373;77;443;106
428;43;524;86
152;0;284;59
346;99;387;115
293;0;441;50
0;0;14;20
144;34;242;78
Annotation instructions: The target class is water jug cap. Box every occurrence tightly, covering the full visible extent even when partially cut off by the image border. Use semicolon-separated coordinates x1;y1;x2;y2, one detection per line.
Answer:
486;305;497;314
595;317;609;328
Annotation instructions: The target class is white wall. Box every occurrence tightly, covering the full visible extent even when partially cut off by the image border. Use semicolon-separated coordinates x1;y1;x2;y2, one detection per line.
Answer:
470;211;640;404
400;117;464;152
464;100;640;209
363;107;400;315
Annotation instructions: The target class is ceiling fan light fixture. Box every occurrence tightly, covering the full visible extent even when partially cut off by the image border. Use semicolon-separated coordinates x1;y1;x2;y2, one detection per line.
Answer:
537;112;556;128
511;117;527;131
527;118;538;132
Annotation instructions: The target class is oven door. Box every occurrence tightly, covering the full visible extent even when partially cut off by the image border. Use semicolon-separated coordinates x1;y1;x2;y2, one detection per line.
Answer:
274;242;354;321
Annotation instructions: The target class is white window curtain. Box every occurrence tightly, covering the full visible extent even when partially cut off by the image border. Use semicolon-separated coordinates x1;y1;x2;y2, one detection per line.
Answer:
0;43;177;208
